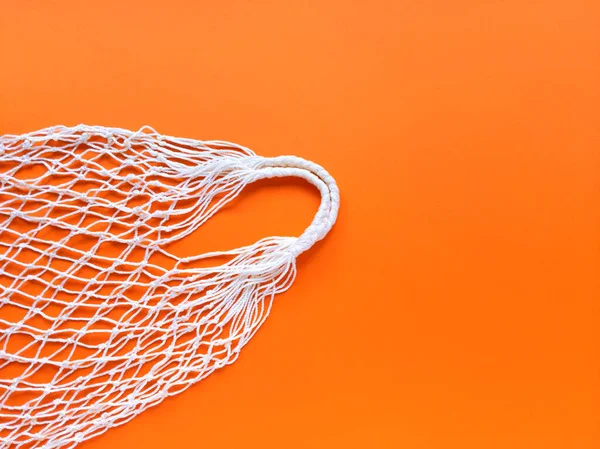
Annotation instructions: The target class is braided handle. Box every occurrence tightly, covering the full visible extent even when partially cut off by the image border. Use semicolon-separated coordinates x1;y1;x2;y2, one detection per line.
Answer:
249;156;340;256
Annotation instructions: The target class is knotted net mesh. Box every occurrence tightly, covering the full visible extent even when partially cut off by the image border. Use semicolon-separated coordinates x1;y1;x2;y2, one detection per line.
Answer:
0;125;339;448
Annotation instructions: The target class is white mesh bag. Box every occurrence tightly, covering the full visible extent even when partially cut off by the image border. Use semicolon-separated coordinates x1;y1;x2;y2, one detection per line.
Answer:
0;125;339;448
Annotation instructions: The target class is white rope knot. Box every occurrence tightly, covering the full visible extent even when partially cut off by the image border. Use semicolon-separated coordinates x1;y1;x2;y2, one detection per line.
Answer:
0;125;339;448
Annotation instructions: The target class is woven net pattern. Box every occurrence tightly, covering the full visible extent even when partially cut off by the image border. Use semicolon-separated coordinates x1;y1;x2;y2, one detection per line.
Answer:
0;125;339;448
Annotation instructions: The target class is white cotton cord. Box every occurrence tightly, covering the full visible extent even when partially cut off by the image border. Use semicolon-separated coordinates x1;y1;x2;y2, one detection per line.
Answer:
0;125;339;449
245;155;340;256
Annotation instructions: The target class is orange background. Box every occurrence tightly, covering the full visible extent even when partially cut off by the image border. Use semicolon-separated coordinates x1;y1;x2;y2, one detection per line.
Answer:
1;1;599;448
